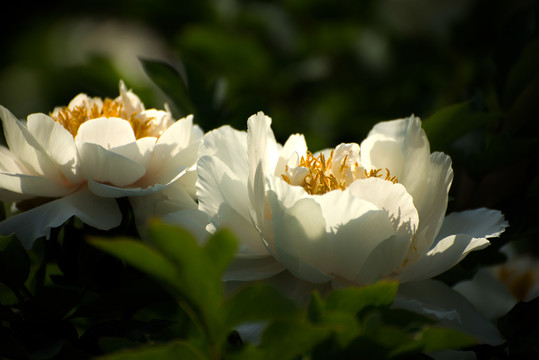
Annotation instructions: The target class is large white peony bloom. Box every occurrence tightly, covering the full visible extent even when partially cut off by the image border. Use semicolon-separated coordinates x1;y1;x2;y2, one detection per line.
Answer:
0;81;202;248
196;111;507;287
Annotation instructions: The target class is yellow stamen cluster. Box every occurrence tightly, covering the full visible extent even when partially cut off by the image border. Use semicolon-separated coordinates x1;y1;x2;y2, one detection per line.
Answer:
282;150;347;195
282;149;399;195
51;98;153;139
364;168;398;184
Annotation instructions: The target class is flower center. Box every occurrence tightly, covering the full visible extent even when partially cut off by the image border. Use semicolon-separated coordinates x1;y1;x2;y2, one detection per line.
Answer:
50;98;154;139
281;149;398;195
282;150;345;195
498;264;538;302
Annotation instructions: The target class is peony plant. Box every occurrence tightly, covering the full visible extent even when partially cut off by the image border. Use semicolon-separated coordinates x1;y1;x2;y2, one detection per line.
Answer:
196;112;507;288
0;81;202;248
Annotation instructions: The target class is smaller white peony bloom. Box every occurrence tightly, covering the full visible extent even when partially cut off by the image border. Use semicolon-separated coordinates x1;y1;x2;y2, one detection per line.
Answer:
196;111;508;287
0;81;202;248
453;243;539;321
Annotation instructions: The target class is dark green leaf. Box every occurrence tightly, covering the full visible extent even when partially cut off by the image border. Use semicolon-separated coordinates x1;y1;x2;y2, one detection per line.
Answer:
423;102;499;151
0;234;30;288
140;58;196;118
204;229;238;276
415;327;476;354
325;281;398;315
224;284;298;329
87;236;179;290
260;321;331;360
96;340;206;360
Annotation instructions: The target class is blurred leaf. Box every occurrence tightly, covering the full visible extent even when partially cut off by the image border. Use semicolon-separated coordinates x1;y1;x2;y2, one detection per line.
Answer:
324;281;398;314
224;284;299;329
89;222;239;355
178;25;271;79
0;234;30;289
307;291;325;322
259;321;331;360
87;236;179;290
204;229;240;276
423;102;499;151
140;58;196;118
503;36;539;109
415;326;476;354
145;222;237;329
96;340;206;360
27;285;82;320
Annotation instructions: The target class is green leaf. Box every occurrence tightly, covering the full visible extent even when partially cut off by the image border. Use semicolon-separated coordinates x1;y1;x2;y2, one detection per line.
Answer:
503;36;539;108
140;58;196;117
325;281;398;315
87;236;179;290
145;221;237;319
96;340;206;360
307;291;325;322
260;321;331;360
224;284;298;329
0;234;30;289
423;102;499;151
204;229;238;276
415;327;476;354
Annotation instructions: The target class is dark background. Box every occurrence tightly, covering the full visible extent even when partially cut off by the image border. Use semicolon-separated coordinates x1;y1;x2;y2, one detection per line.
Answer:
1;0;538;262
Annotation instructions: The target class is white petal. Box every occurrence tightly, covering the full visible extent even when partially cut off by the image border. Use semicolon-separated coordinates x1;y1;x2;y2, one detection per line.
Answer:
197;156;267;255
394;279;504;346
75;117;136;149
347;177;419;237
360;116;431;188
0;172;76;198
148;140;198;186
118;80;145;115
77;142;146;187
0;146;28;173
161;208;212;244
266;186;333;284
360;117;453;257
436;208;508;240
398;208;508;282
313;188;396;282
197;156;250;220
26;113;81;183
152;115;195;166
171;168;198;199
0;188;122;249
0;106;64;184
86;177;173;198
397;234;491;283
247;112;279;183
273;134;308;176
355;233;413;284
129;180;199;237
134;137;157;169
198;125;249;182
412;152;453;256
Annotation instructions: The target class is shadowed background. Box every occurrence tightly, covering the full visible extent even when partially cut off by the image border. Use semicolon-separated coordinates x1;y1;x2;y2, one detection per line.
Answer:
1;0;538;267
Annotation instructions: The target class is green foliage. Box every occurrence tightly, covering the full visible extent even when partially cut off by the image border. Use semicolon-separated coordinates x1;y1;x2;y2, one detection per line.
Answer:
140;59;196;118
1;1;539;359
87;224;477;359
0;234;30;289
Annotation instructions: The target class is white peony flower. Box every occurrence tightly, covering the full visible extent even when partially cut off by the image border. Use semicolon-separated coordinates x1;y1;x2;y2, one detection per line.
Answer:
196;111;508;287
453;243;539;321
0;81;202;248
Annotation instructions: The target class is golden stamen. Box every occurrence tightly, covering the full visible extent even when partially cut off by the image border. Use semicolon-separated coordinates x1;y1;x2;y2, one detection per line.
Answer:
365;168;398;184
50;97;155;139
